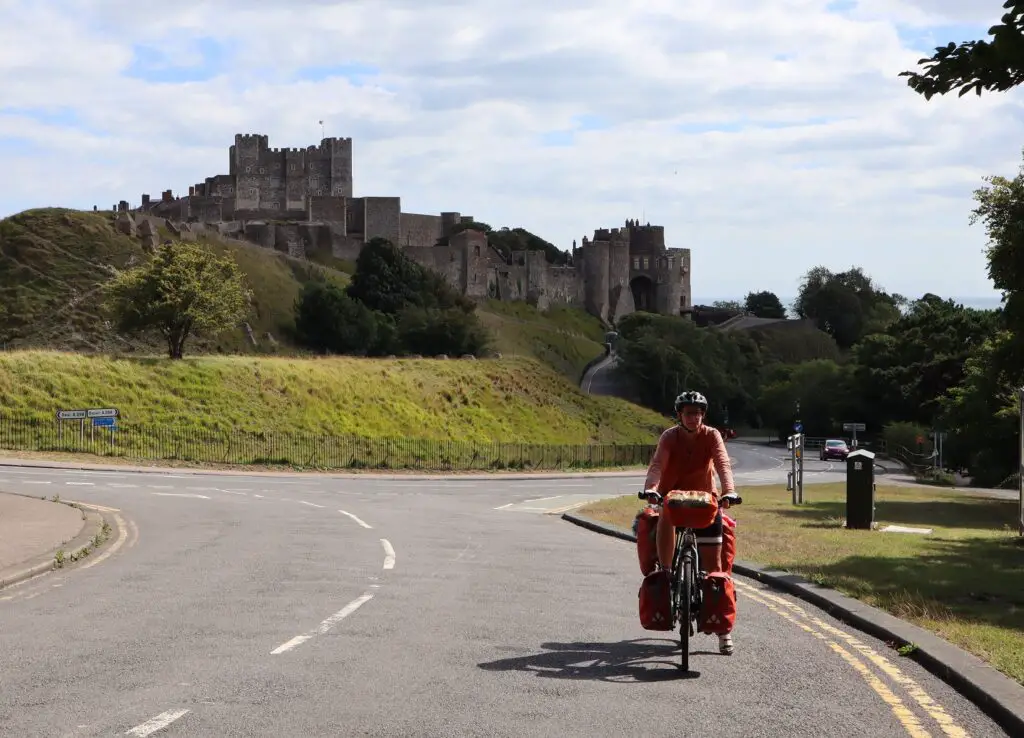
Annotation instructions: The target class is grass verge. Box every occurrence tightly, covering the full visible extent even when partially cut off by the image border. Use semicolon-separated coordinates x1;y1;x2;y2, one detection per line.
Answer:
578;482;1024;686
0;351;667;470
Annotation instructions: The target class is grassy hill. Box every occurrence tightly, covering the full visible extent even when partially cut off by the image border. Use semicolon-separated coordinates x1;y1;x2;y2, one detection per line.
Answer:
0;208;348;355
0;208;608;381
0;351;665;442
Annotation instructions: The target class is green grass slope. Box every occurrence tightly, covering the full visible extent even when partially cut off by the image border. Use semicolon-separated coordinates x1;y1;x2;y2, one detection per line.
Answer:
0;208;348;355
0;351;667;444
476;299;608;380
0;209;609;381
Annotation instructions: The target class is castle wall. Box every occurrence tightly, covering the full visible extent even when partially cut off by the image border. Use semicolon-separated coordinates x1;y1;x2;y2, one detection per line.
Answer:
400;212;444;249
545;267;583;306
309;196;346;226
326;138;353;197
452;230;489;299
347;197;365;234
581;239;610;322
608;233;630;321
231;134;266;210
363;197;401;243
628;224;665;254
496;266;527;302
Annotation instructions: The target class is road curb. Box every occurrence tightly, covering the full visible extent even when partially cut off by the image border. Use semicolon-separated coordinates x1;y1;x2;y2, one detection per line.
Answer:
0;492;113;592
0;457;648;481
561;510;1024;736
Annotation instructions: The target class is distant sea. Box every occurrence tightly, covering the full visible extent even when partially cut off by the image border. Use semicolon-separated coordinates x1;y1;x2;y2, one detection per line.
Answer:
697;295;1005;313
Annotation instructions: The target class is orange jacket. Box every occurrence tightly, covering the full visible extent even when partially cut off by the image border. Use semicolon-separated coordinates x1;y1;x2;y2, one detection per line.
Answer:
644;424;735;496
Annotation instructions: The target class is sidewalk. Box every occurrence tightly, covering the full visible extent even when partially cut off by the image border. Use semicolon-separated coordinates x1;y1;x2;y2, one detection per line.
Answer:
0;491;85;578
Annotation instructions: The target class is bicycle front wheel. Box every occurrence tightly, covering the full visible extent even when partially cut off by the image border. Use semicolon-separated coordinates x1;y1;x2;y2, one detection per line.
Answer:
679;550;692;672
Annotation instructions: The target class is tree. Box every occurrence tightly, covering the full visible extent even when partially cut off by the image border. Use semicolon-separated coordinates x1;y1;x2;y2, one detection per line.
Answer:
712;299;743;311
346;237;473;315
854;294;999;428
971;156;1024;329
744;291;787;319
294;282;378;355
757;360;860;441
102;241;251;359
396;306;492;357
794;266;903;348
900;2;1024;99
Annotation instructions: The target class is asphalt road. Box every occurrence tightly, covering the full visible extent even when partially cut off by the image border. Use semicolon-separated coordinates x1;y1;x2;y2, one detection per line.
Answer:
0;448;1010;737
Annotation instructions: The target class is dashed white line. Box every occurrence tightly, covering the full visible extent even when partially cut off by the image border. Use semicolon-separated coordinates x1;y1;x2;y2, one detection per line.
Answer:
300;501;325;508
220;490;247;496
125;708;190;736
270;593;374;655
22;480;51;485
339;510;372;528
110;483;138;488
380;539;396;570
153;492;209;499
65;482;94;486
494;503;513;510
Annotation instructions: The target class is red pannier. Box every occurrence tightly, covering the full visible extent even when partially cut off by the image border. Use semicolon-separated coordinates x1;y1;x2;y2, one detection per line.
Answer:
722;513;737;574
663;490;719;530
698;572;737;635
633;506;660;575
638;570;674;631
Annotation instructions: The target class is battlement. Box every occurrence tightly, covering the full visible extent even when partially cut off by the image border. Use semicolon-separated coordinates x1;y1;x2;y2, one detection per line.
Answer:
234;134;268;147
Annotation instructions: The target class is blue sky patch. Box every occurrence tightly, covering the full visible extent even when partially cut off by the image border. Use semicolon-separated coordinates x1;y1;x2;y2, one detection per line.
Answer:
124;37;230;83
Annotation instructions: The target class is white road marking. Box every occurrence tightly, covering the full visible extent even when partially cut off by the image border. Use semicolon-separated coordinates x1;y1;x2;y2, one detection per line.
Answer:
22;480;51;484
65;482;94;486
494;503;513;510
253;494;264;498
380;539;396;570
79;512;128;571
300;501;325;508
153;492;209;499
68;501;121;513
148;485;172;489
339;510;372;528
125;708;190;736
109;483;138;488
220;490;247;496
270;593;374;655
522;495;563;503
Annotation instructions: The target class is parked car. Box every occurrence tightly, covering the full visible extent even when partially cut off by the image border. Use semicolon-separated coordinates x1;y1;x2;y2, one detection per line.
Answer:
820;439;850;461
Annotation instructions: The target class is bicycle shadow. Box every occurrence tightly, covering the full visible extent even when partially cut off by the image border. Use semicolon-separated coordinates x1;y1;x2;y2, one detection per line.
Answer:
477;639;703;682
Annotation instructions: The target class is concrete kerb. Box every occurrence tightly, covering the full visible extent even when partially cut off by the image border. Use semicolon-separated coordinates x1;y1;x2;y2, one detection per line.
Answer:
561;510;1024;737
0;457;648;481
0;491;115;592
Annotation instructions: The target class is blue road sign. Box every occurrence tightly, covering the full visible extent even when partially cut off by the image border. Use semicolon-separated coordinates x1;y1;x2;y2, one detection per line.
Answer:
793;422;803;433
92;416;116;428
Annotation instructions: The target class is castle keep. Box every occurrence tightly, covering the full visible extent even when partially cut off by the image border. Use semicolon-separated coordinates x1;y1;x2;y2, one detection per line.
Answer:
125;133;691;324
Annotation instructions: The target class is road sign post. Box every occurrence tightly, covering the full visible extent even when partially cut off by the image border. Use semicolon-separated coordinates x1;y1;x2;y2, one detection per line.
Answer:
787;433;804;504
842;422;866;449
1018;389;1024;536
56;408;119;450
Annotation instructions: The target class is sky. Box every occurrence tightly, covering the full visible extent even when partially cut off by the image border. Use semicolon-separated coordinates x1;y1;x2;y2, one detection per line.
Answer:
0;0;1020;303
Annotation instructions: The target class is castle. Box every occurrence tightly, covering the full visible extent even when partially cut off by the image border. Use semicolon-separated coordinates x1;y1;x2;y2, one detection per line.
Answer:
123;133;692;325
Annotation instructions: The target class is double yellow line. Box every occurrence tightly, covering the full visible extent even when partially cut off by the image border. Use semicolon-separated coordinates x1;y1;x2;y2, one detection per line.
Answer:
734;580;970;738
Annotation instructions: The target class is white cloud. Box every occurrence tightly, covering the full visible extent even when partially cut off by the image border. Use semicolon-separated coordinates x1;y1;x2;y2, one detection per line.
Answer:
0;0;1019;301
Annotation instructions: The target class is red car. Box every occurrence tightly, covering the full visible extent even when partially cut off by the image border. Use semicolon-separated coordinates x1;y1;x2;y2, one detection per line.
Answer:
820;439;850;461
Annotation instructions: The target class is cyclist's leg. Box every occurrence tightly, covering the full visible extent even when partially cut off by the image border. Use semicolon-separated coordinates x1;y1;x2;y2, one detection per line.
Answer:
695;509;734;654
695;508;724;573
655;508;676;570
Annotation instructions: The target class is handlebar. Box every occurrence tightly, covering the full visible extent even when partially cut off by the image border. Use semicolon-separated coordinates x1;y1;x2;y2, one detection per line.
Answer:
638;489;743;506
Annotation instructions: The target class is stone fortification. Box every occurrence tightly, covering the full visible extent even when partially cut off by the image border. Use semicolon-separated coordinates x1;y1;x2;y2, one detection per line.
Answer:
115;134;691;325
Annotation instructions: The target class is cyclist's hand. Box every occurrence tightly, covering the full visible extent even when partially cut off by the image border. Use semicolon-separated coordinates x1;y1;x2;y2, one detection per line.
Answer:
719;493;733;509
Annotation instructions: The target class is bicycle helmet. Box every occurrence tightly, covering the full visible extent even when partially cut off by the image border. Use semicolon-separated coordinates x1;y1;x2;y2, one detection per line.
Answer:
674;390;708;414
